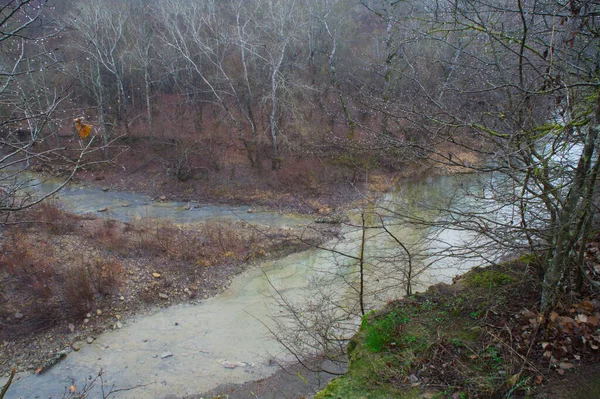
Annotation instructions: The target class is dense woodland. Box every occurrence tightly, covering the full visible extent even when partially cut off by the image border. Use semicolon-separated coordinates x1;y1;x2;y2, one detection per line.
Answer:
1;0;508;178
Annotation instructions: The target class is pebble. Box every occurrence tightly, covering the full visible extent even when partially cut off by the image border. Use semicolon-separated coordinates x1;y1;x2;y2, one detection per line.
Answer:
97;207;107;212
96;309;103;316
159;293;169;300
86;337;95;344
152;272;161;278
68;323;75;333
116;322;123;329
120;296;125;301
14;312;24;319
72;342;83;351
160;351;173;359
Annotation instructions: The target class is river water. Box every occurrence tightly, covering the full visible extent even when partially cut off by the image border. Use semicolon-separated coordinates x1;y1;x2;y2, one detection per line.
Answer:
1;173;486;398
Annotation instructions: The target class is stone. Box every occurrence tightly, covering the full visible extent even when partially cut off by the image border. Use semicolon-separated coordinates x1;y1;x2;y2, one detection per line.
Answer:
86;313;92;318
158;293;169;300
71;342;83;351
159;195;167;201
14;312;23;319
96;309;103;316
160;351;173;359
152;272;161;278
68;323;75;333
116;321;123;329
102;187;110;192
120;296;125;301
97;207;107;212
222;361;237;369
86;337;95;344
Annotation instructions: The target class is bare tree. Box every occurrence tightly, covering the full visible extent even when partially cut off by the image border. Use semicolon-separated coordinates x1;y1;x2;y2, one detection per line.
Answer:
0;0;104;219
359;0;600;311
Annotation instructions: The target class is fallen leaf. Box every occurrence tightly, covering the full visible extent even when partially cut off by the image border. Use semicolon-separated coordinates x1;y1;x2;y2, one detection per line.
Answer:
535;375;543;385
587;315;600;326
559;362;575;370
507;373;520;387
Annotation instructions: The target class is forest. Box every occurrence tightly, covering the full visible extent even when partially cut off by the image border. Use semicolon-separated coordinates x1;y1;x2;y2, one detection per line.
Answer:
1;0;600;398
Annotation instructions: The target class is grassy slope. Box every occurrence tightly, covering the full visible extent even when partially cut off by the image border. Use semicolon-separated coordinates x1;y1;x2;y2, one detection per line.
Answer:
315;261;600;399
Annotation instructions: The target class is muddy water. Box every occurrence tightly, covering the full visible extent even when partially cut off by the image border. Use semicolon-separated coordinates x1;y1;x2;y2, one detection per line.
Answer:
34;177;312;228
1;174;484;398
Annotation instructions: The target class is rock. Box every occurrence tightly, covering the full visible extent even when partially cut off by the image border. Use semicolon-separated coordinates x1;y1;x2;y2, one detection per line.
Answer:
115;321;123;329
314;216;340;224
86;313;92;318
159;293;169;300
86;337;95;344
159;195;167;201
120;296;125;301
121;203;131;207
14;312;23;319
68;323;75;333
246;208;253;213
83;318;89;324
160;351;173;359
96;309;103;316
115;314;121;320
102;187;110;192
218;359;248;369
222;361;237;369
152;272;161;278
71;342;83;351
97;207;108;212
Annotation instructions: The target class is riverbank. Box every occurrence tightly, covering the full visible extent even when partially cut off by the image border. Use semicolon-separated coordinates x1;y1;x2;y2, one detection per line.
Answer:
0;202;335;378
66;140;473;216
313;257;600;399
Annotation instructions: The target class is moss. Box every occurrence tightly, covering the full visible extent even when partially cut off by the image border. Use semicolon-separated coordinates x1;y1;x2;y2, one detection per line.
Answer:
464;268;513;288
315;265;526;399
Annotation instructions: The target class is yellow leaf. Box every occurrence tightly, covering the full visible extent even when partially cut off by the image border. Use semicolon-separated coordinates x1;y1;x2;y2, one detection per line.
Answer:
74;118;92;139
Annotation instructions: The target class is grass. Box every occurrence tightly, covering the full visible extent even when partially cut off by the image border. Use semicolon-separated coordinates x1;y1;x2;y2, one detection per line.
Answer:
315;263;538;399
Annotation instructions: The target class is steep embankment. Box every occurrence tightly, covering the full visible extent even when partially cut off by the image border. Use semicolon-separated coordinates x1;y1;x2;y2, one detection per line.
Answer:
316;260;600;399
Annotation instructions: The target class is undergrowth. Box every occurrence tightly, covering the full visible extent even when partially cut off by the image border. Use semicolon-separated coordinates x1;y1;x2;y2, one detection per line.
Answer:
316;258;600;399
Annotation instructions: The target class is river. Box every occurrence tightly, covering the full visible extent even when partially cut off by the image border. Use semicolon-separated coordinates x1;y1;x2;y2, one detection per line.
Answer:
1;173;486;398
